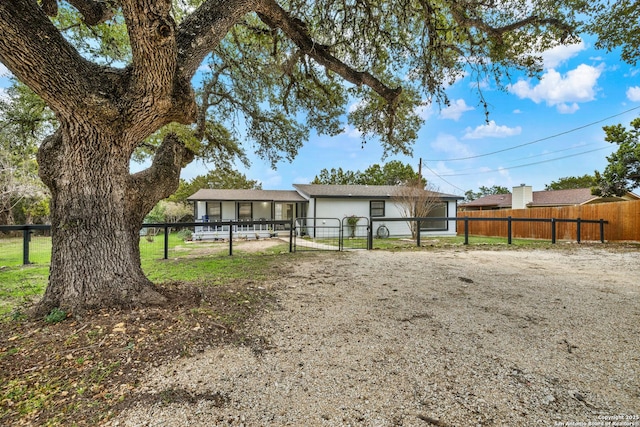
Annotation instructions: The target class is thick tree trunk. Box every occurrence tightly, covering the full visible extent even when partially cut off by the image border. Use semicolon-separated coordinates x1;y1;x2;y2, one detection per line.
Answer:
34;126;190;316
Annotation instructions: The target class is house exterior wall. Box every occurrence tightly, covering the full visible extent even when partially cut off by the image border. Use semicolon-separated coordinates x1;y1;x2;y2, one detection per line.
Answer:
303;198;458;238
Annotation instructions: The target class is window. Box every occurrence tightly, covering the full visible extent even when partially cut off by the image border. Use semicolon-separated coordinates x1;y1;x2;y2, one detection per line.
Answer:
370;200;385;217
237;202;252;221
275;203;294;220
206;202;221;221
420;202;447;231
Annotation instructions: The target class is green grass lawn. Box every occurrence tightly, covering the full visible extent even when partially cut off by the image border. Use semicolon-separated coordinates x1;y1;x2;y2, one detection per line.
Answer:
0;232;292;318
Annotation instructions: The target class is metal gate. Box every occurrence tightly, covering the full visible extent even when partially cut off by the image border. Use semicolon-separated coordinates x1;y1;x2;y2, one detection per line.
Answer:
341;216;370;250
294;217;341;252
293;217;370;252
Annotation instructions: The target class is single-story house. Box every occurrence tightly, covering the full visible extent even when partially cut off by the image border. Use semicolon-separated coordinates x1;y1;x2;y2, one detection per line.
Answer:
460;184;640;211
187;184;464;239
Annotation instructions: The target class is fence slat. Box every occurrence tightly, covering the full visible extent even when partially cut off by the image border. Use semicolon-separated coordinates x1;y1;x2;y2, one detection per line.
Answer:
458;200;640;242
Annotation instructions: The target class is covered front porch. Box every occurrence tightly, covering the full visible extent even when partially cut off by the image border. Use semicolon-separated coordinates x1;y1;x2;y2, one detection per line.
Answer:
187;189;308;241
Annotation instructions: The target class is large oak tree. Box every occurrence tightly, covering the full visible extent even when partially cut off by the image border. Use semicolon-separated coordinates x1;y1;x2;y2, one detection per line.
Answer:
0;0;581;314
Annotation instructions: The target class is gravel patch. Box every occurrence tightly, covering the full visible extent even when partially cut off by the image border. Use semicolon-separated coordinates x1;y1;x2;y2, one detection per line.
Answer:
112;247;640;426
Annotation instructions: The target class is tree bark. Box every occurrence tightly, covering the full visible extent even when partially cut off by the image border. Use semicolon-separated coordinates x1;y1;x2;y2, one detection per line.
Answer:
35;126;192;315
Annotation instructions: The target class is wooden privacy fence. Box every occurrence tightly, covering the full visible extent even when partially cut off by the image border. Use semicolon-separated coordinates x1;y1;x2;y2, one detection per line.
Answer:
457;200;640;242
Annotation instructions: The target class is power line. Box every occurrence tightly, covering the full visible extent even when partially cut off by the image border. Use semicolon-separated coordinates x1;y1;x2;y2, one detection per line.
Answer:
435;146;610;177
423;162;467;193
436;141;609;174
424;105;640;162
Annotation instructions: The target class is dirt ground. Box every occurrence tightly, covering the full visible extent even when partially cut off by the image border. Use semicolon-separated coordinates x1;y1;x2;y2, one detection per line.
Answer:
2;243;639;426
113;244;640;427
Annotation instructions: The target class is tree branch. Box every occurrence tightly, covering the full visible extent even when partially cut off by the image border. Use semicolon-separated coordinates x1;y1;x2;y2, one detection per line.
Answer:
0;0;99;115
127;133;195;221
66;0;116;25
254;0;402;106
175;0;258;78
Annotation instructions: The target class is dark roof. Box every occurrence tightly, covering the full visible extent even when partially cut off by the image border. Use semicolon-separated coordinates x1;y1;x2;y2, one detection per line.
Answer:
293;184;463;200
462;193;512;209
528;188;598;207
187;189;306;202
461;188;640;208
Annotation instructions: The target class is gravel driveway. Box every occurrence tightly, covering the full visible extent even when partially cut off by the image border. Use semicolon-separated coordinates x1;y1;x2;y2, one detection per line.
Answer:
114;247;640;426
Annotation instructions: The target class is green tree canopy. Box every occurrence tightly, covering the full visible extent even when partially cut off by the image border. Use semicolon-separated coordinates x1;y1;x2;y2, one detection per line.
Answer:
0;80;53;224
545;174;598;191
464;185;510;202
585;0;640;65
312;161;425;186
594;117;640;197
168;169;262;204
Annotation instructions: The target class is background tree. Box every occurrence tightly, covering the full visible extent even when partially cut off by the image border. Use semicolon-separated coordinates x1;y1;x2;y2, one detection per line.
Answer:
585;0;640;66
392;179;441;240
0;81;53;225
593;117;640;197
168;169;262;204
311;167;361;185
0;0;582;313
545;174;598;191
312;161;424;186
464;185;510;202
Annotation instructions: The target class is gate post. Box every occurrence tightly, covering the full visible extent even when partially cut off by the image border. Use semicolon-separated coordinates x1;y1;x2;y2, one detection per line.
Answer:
289;220;294;253
576;218;581;244
416;220;421;247
464;217;469;245
507;217;512;245
551;218;557;244
599;219;605;243
22;227;31;265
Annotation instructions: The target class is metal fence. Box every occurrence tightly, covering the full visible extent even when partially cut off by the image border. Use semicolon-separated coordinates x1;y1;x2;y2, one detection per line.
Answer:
370;216;608;247
0;220;295;266
1;215;610;266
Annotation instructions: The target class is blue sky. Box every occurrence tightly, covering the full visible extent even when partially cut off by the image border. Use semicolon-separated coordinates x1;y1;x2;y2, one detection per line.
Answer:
220;36;640;196
2;35;639;197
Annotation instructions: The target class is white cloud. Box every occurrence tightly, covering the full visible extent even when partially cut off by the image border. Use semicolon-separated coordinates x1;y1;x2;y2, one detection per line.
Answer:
430;133;474;158
556;103;580;114
342;125;362;139
348;99;367;113
440;99;474;121
627;86;640;102
513;109;522;114
508;64;603;112
0;63;9;77
415;101;434;121
540;41;586;69
463;121;522;140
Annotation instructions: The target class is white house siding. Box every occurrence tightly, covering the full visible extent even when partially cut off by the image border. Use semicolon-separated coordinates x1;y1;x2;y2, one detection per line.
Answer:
306;198;458;238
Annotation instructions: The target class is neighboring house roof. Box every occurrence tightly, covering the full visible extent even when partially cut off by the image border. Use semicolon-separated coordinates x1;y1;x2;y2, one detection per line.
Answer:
461;193;513;209
461;188;640;209
293;184;463;201
187;189;306;202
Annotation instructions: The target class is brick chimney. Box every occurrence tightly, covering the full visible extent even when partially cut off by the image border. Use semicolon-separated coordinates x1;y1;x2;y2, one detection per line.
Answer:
512;184;533;209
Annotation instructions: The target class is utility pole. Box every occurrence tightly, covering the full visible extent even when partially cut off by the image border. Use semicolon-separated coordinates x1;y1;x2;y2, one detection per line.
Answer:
418;157;423;187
